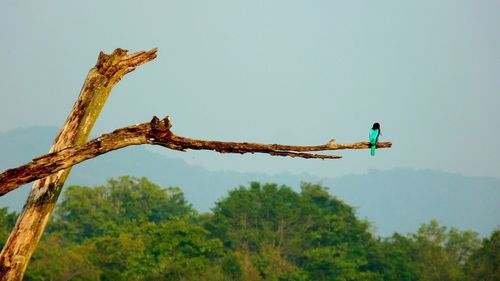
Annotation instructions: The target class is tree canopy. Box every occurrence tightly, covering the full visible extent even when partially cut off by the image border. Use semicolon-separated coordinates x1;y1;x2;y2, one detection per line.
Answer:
0;176;496;281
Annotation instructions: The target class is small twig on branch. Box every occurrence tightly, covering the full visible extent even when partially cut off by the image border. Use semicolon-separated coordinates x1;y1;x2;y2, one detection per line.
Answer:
0;116;391;197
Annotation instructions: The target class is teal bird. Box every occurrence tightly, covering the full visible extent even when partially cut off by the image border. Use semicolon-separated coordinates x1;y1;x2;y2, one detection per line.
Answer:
369;123;381;156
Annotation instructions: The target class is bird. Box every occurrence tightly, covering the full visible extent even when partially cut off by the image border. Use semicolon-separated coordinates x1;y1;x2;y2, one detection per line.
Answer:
369;123;381;156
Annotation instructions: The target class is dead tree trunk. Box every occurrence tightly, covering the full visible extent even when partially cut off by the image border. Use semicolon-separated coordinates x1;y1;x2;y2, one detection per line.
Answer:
0;48;157;280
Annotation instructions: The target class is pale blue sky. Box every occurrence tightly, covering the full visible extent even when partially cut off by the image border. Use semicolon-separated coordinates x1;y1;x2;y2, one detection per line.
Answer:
1;0;499;179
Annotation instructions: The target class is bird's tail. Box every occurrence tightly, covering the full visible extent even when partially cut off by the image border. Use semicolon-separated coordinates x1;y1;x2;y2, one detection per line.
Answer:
370;144;376;156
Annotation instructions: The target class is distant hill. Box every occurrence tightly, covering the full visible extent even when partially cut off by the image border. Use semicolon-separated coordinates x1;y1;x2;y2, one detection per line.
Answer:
327;169;500;236
1;127;499;237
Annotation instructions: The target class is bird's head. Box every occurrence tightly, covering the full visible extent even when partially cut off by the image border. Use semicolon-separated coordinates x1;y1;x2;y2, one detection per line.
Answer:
372;122;380;130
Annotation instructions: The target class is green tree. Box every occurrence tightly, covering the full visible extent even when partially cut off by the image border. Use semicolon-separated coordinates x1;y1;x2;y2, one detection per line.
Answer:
0;207;17;249
299;183;380;281
410;220;481;281
207;182;306;279
25;234;99;281
208;182;381;280
465;229;500;281
368;233;419;281
445;228;481;267
25;176;225;281
19;177;496;281
140;220;224;280
87;232;147;280
208;182;303;251
49;176;194;242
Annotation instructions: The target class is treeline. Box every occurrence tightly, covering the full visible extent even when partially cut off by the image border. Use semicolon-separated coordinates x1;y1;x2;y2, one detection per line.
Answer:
0;176;498;280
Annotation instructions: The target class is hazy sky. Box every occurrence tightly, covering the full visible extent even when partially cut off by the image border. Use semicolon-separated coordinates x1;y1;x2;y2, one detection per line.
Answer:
1;1;499;179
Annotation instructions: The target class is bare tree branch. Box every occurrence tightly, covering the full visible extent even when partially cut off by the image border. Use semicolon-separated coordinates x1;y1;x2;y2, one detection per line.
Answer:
0;116;392;197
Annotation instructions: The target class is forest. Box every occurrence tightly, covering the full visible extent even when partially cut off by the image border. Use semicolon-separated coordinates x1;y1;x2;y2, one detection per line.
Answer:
0;176;497;281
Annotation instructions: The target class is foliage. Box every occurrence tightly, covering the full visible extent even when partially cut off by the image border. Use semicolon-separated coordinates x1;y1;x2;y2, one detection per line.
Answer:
48;176;194;242
0;207;17;249
371;233;419;281
26;234;99;281
464;229;500;281
207;182;380;280
0;176;493;280
25;176;223;281
411;220;481;281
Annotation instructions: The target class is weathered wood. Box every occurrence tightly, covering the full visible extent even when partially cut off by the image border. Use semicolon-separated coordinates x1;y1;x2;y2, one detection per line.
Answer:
0;116;392;197
0;48;157;281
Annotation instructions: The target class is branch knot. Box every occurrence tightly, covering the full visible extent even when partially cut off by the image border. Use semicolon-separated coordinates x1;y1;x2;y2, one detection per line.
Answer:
149;116;172;141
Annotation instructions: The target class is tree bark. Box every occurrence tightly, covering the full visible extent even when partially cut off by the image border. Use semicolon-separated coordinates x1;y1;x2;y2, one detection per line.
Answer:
0;48;157;280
